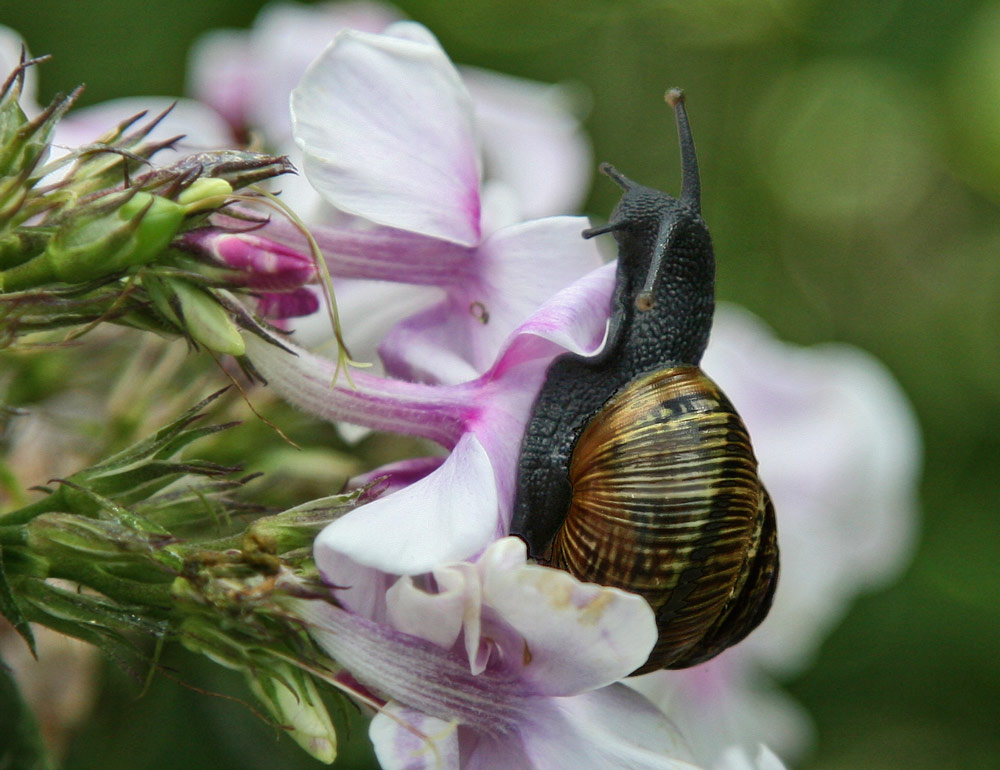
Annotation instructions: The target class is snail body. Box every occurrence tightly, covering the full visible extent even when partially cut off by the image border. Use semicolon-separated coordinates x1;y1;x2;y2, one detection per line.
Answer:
511;91;778;674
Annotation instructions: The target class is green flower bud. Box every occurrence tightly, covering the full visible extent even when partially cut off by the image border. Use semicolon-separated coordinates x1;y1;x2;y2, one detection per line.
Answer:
246;493;361;555
0;191;184;291
161;277;246;356
1;70;75;181
246;663;338;764
24;512;170;563
174;608;337;762
177;177;232;213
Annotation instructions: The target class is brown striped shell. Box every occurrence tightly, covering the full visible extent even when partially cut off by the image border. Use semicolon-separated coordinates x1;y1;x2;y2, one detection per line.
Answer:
548;365;778;674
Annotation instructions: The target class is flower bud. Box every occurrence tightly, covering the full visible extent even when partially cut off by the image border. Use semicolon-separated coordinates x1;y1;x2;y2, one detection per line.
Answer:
176;177;233;213
0;191;184;291
180;230;317;291
174;602;337;763
255;288;320;320
245;493;359;555
24;513;171;563
1;64;75;182
156;276;246;356
245;663;338;763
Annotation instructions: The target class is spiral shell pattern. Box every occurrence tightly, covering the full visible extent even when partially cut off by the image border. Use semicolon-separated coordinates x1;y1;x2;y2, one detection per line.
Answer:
551;365;778;673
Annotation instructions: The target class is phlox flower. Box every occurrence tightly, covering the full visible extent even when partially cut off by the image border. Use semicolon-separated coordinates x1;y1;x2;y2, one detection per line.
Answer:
290;537;705;770
191;8;597;379
279;21;601;383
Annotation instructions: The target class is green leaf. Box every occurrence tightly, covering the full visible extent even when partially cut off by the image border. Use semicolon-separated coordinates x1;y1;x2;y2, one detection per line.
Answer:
0;662;51;770
0;542;36;657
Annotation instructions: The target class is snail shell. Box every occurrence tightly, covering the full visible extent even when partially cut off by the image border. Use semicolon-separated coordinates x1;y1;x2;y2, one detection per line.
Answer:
549;365;778;673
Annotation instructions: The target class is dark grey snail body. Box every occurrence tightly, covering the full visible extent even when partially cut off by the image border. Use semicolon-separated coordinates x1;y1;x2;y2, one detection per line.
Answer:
511;90;778;674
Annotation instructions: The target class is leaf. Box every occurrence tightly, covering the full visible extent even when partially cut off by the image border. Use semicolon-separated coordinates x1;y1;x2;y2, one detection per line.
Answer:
0;663;51;770
0;542;36;657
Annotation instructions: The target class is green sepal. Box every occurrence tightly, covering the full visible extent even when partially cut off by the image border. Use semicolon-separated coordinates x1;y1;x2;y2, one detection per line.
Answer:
1;191;186;292
13;576;163;668
245;491;362;555
24;512;175;564
0;389;233;528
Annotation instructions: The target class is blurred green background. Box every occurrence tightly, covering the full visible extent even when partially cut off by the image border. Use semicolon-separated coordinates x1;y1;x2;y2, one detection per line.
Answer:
3;0;1000;768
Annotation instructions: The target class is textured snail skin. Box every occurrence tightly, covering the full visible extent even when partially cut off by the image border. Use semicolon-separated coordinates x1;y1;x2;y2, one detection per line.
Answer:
511;92;778;672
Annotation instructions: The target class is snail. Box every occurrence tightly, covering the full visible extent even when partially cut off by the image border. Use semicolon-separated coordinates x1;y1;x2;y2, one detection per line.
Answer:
511;89;778;675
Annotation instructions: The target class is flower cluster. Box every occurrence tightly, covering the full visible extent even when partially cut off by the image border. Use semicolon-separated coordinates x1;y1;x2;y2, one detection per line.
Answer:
0;30;322;353
0;6;923;770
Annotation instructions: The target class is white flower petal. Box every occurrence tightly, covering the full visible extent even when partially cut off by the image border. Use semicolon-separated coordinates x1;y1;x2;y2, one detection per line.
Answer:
629;662;813;767
464;737;534;770
379;300;484;384
713;744;789;770
521;686;703;770
386;565;477;651
314;432;498;575
292;24;482;245
480;538;657;695
317;551;394;623
370;702;461;770
0;25;39;115
473;216;605;368
187;28;257;130
463;66;593;219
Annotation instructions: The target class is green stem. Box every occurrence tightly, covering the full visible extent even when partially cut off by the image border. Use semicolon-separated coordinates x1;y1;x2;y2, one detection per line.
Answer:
0;494;63;526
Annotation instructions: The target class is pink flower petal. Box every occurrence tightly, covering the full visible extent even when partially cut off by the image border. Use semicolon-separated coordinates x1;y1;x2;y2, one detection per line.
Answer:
475;217;605;364
243;333;473;448
379;217;606;384
292;23;482;246
348;456;446;496
486;259;616;375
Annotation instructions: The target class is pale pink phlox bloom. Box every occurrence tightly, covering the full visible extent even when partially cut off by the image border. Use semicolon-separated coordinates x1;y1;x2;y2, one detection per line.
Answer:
193;11;597;377
293;537;704;770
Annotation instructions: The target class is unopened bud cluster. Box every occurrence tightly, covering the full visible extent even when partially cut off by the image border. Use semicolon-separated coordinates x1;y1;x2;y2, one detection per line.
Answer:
0;57;317;353
0;391;357;763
